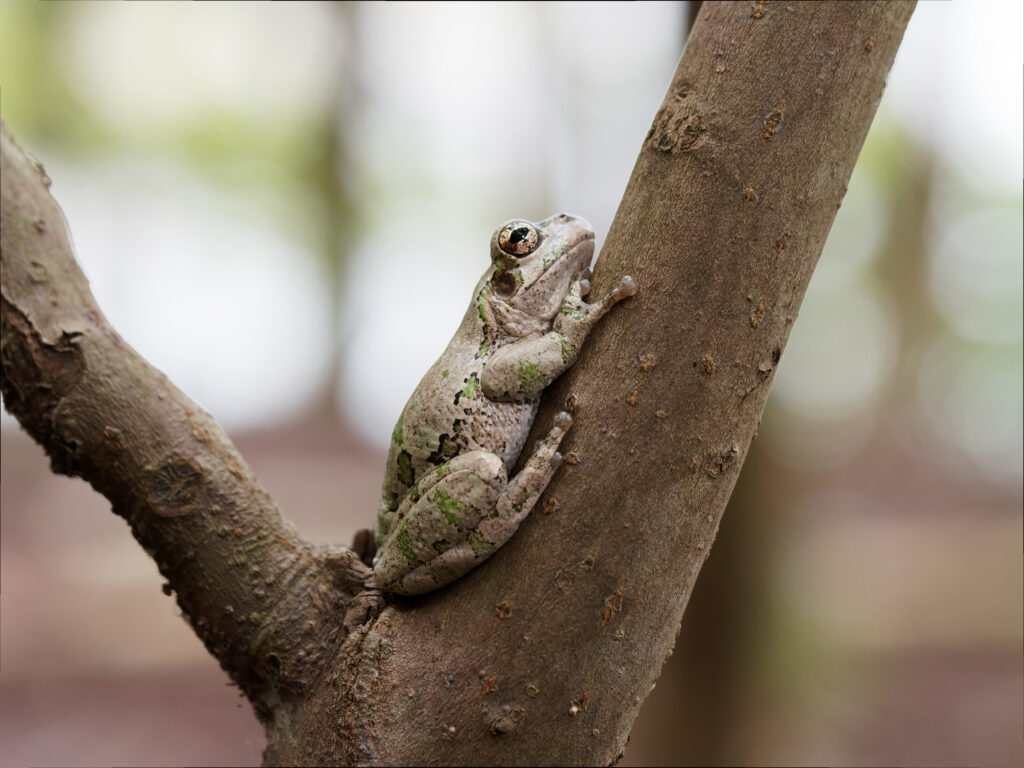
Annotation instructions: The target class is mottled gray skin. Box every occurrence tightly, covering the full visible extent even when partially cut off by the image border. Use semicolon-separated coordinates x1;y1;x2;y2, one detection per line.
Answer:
374;213;636;595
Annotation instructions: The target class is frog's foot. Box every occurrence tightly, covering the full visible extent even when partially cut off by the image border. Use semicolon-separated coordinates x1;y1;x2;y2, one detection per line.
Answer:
611;275;638;301
479;410;571;539
576;267;593;298
564;272;636;316
555;272;637;350
567;271;591;304
589;274;637;313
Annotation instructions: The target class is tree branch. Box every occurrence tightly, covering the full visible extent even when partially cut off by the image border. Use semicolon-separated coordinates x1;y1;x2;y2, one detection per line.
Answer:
0;121;375;722
304;2;915;764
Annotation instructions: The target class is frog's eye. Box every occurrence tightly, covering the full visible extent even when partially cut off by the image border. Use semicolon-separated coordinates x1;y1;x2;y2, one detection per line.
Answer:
498;221;539;257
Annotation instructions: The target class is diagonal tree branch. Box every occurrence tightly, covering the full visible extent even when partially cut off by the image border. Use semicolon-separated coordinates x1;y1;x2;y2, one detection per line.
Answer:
0;122;376;722
321;2;916;765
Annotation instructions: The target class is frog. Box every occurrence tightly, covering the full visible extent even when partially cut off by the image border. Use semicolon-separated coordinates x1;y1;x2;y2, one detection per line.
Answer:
373;213;637;595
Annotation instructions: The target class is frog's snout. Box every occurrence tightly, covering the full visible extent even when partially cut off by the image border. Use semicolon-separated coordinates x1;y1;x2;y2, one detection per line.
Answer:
541;213;595;274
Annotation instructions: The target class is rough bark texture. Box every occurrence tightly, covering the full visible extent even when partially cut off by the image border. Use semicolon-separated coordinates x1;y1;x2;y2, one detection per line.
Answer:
0;125;381;733
1;2;914;765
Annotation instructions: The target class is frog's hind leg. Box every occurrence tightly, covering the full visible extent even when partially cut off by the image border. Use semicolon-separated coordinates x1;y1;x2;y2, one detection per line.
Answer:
373;451;507;595
376;413;572;595
481;410;571;540
403;411;572;593
375;453;459;546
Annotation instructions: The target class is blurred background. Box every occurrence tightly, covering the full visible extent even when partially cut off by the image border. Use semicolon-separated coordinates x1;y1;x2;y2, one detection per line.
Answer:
1;1;1020;765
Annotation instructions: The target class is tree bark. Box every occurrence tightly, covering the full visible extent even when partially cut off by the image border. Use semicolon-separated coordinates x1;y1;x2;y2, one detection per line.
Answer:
0;124;381;724
1;2;914;765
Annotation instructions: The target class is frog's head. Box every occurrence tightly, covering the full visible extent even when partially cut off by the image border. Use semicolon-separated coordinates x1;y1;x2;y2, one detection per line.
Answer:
488;213;595;322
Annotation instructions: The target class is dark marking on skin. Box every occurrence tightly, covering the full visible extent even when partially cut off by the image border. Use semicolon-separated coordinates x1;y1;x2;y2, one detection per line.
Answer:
494;270;518;297
397;450;414;487
428;434;455;465
454;372;480;405
476;286;493;358
427;419;466;465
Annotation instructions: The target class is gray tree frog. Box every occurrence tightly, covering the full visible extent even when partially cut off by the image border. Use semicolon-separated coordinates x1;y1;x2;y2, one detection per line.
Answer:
373;213;636;595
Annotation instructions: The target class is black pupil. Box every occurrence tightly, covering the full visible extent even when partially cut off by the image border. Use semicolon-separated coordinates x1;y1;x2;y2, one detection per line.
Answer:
510;227;530;244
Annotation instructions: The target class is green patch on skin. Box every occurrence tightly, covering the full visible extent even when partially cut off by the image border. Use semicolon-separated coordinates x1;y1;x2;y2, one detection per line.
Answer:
468;530;496;557
395;521;417;563
460;375;479;401
436;464;451;479
409;484;421;503
516;362;544;391
442;369;450;378
476;287;492;357
391;406;406;446
559;337;576;363
397;450;414;487
477;289;490;324
433;489;464;525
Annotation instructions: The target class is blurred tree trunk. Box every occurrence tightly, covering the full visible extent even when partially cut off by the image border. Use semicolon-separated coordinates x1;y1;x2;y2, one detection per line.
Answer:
648;140;938;765
302;2;361;430
1;2;914;765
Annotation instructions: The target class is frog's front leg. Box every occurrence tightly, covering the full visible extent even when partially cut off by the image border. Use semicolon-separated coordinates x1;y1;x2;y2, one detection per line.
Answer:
373;413;572;595
481;274;637;402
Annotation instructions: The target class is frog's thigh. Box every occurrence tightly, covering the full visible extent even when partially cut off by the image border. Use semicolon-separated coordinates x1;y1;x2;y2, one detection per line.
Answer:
375;451;506;592
377;449;458;544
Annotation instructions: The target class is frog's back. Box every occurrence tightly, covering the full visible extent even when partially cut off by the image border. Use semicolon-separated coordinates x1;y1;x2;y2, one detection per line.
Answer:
378;304;537;516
